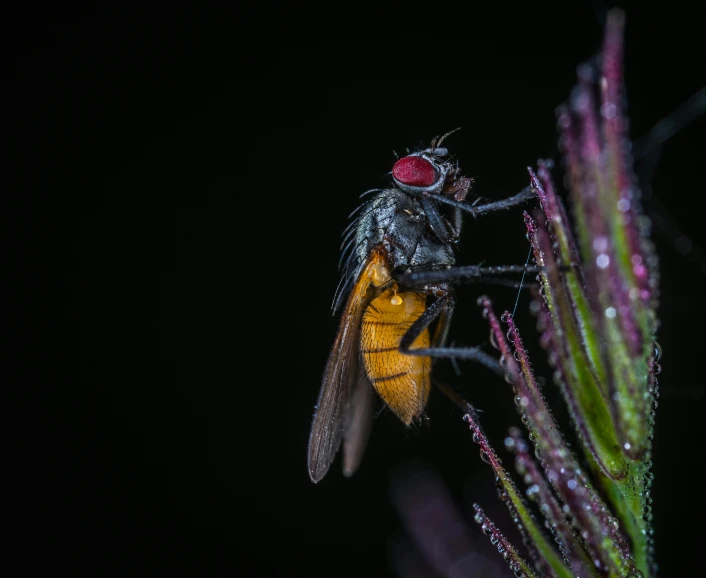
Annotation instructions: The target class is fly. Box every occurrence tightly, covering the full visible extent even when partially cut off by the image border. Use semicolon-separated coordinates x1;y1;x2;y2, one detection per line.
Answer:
307;131;536;483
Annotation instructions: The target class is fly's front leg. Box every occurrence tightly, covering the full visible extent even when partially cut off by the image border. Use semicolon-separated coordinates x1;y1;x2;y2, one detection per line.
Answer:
451;206;463;241
398;289;503;376
427;185;535;218
420;196;455;244
404;191;465;245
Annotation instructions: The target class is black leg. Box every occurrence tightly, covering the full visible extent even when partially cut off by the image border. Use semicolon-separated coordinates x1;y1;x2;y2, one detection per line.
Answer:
420;196;455;244
401;264;543;287
432;379;481;417
398;291;504;376
430;296;452;351
451;206;463;240
427;185;535;218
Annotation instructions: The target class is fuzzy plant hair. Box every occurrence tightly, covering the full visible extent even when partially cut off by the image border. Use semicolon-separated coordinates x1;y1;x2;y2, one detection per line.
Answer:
458;10;661;578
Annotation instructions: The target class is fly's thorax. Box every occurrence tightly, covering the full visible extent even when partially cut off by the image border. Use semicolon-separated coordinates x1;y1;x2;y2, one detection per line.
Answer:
355;190;455;276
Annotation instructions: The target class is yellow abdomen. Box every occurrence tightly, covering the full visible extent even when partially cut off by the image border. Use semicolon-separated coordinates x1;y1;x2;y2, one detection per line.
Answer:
361;289;431;424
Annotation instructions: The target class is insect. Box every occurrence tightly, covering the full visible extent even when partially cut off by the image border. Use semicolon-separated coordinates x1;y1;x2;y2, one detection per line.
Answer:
307;131;536;483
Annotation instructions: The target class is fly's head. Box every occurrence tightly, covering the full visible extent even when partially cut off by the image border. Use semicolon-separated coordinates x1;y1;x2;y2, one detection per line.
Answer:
391;132;473;203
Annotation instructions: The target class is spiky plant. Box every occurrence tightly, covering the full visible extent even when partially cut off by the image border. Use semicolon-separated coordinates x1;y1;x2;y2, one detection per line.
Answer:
462;10;659;578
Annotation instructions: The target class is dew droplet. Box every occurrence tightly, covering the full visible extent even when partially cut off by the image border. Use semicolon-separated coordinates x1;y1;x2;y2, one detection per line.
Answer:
489;329;499;350
601;102;617;119
593;236;609;252
652;341;662;362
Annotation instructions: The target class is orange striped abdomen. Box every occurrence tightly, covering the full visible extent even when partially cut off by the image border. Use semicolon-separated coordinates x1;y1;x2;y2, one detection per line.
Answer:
360;289;431;424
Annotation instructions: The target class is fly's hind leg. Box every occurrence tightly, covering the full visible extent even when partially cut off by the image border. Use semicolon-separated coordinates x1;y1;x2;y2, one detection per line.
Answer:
398;289;503;377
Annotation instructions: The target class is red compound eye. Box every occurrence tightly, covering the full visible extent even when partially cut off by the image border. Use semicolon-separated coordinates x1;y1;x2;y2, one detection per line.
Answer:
392;156;437;187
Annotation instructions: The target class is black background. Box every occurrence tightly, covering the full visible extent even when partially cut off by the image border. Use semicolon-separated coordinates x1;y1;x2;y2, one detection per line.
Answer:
12;2;705;577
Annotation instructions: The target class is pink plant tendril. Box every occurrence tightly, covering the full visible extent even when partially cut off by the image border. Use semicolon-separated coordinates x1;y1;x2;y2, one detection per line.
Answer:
471;503;538;578
476;298;638;576
463;16;658;574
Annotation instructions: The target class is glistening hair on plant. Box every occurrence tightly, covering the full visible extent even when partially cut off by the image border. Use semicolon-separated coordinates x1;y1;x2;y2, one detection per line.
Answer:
456;10;661;577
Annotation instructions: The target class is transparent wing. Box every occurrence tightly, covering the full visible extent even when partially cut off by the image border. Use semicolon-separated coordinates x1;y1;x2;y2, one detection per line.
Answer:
307;249;385;482
342;368;376;478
